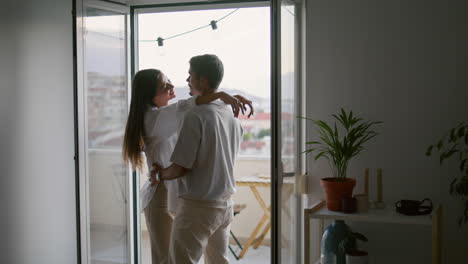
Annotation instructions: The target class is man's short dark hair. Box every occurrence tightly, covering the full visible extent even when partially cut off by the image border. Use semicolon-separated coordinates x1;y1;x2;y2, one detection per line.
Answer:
189;54;224;90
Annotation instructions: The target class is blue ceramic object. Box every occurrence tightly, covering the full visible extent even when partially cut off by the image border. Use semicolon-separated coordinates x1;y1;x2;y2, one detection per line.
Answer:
320;220;351;264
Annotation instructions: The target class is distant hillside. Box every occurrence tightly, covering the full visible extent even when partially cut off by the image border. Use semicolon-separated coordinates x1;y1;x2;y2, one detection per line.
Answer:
172;87;270;112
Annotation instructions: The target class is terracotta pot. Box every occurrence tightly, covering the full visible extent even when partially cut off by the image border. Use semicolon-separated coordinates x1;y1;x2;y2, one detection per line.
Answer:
320;177;356;211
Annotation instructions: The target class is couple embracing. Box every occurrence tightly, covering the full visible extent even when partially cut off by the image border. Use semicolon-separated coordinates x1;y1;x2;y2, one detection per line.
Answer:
123;54;253;264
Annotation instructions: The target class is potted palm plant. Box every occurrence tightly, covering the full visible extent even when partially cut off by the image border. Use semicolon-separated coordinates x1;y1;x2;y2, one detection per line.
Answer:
426;122;468;226
300;109;382;211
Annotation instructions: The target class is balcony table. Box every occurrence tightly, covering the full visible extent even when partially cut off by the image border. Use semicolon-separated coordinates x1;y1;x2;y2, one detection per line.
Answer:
235;174;295;258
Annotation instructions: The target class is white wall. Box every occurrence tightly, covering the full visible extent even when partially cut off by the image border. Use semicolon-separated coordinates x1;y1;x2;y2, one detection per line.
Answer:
0;0;77;263
305;0;468;263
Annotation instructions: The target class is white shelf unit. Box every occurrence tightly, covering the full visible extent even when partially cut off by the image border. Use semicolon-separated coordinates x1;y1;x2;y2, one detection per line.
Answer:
304;200;442;264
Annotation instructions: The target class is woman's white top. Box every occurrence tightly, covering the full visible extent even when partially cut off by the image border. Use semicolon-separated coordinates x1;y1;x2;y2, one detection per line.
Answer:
140;96;197;213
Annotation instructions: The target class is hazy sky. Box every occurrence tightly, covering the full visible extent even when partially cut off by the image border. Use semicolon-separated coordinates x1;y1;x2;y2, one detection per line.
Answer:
85;6;296;99
138;7;271;98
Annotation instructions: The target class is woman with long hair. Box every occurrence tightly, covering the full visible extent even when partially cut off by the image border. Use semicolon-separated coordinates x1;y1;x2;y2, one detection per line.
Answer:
122;69;252;264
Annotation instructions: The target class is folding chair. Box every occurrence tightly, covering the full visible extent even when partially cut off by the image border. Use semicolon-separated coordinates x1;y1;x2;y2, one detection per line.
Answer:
229;204;247;260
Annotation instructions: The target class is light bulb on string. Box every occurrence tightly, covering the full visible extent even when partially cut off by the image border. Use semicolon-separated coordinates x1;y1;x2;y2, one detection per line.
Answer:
156;37;166;56
210;20;220;40
157;37;164;47
139;9;240;47
210;20;218;30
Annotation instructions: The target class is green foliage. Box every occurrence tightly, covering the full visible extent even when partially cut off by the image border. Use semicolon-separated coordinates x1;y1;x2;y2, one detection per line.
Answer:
243;133;253;141
426;122;468;226
299;108;382;179
257;128;271;139
339;231;368;254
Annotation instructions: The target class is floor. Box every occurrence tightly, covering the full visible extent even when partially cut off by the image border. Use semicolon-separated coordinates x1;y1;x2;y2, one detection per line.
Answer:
141;232;270;264
89;228;270;264
90;227;128;264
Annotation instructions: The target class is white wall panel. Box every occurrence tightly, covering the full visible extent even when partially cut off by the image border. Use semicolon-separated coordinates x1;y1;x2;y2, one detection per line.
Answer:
305;0;468;263
0;0;77;263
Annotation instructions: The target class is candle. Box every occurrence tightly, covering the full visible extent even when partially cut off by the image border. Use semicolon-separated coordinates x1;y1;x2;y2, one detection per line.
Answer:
364;168;369;195
377;168;383;202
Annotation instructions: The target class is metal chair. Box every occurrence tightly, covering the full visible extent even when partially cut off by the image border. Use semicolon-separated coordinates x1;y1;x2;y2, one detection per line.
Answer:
229;204;247;260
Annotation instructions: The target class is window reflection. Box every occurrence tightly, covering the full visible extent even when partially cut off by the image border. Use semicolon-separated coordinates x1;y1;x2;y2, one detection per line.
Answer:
85;7;129;264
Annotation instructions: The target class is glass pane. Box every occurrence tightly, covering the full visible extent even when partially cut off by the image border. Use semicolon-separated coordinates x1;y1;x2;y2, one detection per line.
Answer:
84;7;129;264
137;7;271;263
280;1;298;263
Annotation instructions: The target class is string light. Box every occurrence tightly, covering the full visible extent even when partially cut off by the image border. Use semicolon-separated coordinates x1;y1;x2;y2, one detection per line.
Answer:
210;20;218;30
86;31;124;40
141;8;239;47
157;37;164;47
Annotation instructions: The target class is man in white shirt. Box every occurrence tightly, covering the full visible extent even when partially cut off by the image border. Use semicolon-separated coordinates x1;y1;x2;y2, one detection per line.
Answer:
157;54;243;264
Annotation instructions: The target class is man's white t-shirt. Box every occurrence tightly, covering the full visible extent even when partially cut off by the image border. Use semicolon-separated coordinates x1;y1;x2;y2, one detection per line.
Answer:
141;97;197;212
170;100;243;202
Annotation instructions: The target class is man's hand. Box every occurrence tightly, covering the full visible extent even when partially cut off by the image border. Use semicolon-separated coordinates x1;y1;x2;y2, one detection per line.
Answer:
234;95;254;118
218;92;243;117
150;163;161;186
157;163;188;180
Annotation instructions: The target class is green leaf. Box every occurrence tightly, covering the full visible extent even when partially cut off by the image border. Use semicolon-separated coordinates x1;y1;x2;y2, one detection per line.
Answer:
425;145;433;156
445;147;459;159
332;114;346;129
352;232;368;242
314;152;327;161
340;108;348;125
440;146;458;164
296;115;314;121
440;153;446;165
306;141;320;145
450;128;457;142
301;149;315;154
315;120;335;138
461;159;467;172
458;127;465;138
437;140;444;150
450;178;458;194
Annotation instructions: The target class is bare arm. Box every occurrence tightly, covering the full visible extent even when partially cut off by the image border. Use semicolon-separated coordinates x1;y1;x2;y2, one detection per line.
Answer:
233;94;254;118
195;92;254;117
152;163;188;181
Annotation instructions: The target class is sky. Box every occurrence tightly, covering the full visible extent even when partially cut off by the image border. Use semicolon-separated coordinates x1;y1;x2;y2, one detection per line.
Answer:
84;6;296;99
137;7;271;98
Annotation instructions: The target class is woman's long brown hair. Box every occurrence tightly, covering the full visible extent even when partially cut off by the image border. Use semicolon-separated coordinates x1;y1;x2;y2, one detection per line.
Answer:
122;69;162;170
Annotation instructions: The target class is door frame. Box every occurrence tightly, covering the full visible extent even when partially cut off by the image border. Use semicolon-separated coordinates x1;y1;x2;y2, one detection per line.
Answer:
74;0;305;263
130;1;305;263
74;1;133;263
271;0;306;263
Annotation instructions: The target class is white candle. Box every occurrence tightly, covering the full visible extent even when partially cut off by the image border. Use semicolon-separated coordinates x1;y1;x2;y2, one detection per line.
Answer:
377;168;383;202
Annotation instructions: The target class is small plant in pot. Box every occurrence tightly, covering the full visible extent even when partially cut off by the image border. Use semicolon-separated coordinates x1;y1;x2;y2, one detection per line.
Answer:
300;109;382;211
426;122;468;226
339;231;369;264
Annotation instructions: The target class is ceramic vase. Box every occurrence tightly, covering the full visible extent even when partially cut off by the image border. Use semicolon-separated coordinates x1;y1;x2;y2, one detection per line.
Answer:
320;220;350;264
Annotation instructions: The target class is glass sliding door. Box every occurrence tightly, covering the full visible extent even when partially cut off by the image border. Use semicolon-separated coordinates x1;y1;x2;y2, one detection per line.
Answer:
76;1;133;263
271;0;303;263
133;3;272;263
